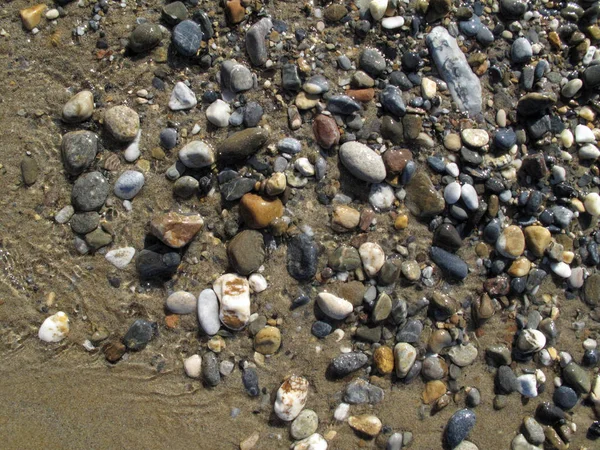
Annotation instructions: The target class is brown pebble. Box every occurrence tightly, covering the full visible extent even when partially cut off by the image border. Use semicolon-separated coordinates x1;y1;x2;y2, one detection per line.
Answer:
422;380;447;404
225;0;246;24
312;114;340;149
475;242;489;257
332;205;360;232
524;225;552;258
150;212;204;248
382;148;412;174
20;4;46;31
253;326;281;355
103;341;126;363
239;193;284;229
346;88;375;102
373;346;394;374
21;155;39;186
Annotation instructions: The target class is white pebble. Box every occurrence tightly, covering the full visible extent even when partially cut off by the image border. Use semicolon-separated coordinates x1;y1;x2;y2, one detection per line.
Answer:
317;292;353;320
516;374;538;398
369;0;388;21
551;166;566;183
184;355;202;378
214;274;251;330
168;81;197;111
105;247;135;269
291;433;328;450
295;157;315;176
585;193;600;216
39;311;69;343
551;261;571;278
220;360;235;376
461;183;479;210
274;375;309;421
444;182;461;204
55;205;75;223
575;124;596;143
580;144;600;160
46;9;60;20
334;403;350;421
123;130;141;162
584;339;597;350
381;16;405;30
248;273;267;293
560;129;574;148
206;99;231;127
198;288;221;335
358;242;385;277
368;183;395;210
446;162;459;177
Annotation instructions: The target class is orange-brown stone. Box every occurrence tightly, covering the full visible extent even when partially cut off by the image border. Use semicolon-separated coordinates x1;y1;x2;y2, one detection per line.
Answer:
346;88;375;103
312;114;340;149
226;0;245;24
239;193;284;229
150;212;204;248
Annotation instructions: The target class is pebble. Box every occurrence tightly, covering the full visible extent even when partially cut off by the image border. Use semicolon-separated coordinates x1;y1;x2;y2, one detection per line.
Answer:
62;90;94;123
114;170;144;200
202;352;220;386
291;434;327;450
20;4;46;31
430;246;468;280
287;234;318;281
179;141;214;169
72;172;109;212
105;247;135;269
104;106;139;143
20;156;38;186
123;131;141;162
358;242;385;277
517;329;546;353
173;20;202;57
317;292;353;320
198;289;220;335
70;212;99;234
511;38;533;63
496;225;525;259
55;205;75;224
311;321;332;338
206;99;231;127
382;16;405;29
448;344;478;367
61;131;98;176
221;60;254;93
166;291;197;315
123;319;157;351
168;82;197;111
405;171;445;218
150;212;203;248
517;374;538;398
136;249;180;279
446;409;476;449
173;176;199;198
444;182;462;204
291;409;319;440
246;18;272;66
461;129;489;148
348;414;382;437
584;193;600;216
461;184;479;210
239;193;283;229
128;22;161;53
575;124;596;143
38;311;69;343
217;128;269;165
228;230;265;275
359;48;386;77
254;326;281;355
394;342;417;378
274;375;308;421
553;385;578;410
213;273;251;330
184;354;202;379
313;114;340;149
330;352;368;377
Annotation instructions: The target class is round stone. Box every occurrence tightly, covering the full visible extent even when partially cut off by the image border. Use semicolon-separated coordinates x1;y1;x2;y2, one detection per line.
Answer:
172;20;202;57
339;142;386;183
62;90;94;123
461;129;489;148
206;99;231;127
114;170;145;200
290;409;319;440
166;291;197;314
496;225;525;259
511;37;533;63
254;326;281;355
359;48;386;77
104;106;140;143
227;230;265;275
61;131;98;176
128;22;162;53
584;193;600;216
173;176;199;198
553;386;578;410
70;212;99;234
72;171;109;211
179;141;215;169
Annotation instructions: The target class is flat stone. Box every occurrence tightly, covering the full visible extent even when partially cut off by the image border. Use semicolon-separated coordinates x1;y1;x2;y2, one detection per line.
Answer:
166;291;197;314
339;142;386;183
239;193;284;229
217;128;269;165
246;18;272;66
104;106;139;143
150;212;204;248
405;171;445;218
228;230;265;275
128;22;161;53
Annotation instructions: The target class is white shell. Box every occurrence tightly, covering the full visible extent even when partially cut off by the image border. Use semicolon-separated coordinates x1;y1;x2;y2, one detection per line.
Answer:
358;242;385;277
274;375;309;421
317;292;353;320
198;288;221;335
213;274;251;330
184;355;202;379
291;433;328;450
105;247;136;269
38;311;70;343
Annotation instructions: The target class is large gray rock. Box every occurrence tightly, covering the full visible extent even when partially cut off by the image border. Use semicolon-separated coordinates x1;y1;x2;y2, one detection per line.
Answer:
426;26;482;116
246;18;272;66
339;142;386;183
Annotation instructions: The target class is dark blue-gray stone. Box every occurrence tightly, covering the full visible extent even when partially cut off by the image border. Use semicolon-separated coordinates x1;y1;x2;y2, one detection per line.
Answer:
193;10;213;39
445;409;476;448
536;402;566;425
582;64;600;89
396;319;423;343
173;20;202;56
123;319;158;351
287;234;319;281
202;352;220;386
511;37;533;64
220;177;256;201
312;321;332;338
327;95;361;115
359;48;386;77
430;247;468;280
389;71;412;90
526;268;547;292
380;85;406;117
330;352;368;377
229;108;244;126
243;102;263;127
136;249;180;279
534;60;550;79
553;386;578;410
71;171;109;212
476;26;494;46
459;16;482;37
496;365;518;394
344;379;384;404
483;219;501;243
282;64;301;91
494;128;517;150
242;367;260;396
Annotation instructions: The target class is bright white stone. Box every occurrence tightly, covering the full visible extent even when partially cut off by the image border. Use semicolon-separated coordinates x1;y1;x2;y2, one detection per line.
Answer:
168;82;197;111
248;273;267;293
317;292;353;320
516;374;538;398
551;166;566;182
46;9;59;20
551;261;571;278
206;99;231;127
198;288;221;335
394;342;417;378
421;77;437;99
39;311;69;343
295;157;315;176
446;162;459;177
291;433;328;450
461;129;489;147
358;242;385;277
585;193;600;216
579;144;600;160
334;402;350;421
220;360;235;376
382;16;405;30
368;183;395;210
583;338;597;350
461;183;479;210
124;130;142;162
62;90;94;123
575;124;596;143
369;0;388;21
184;354;202;379
591;375;600;404
114;170;145;200
105;247;135;269
213;274;251;330
518;329;546;353
274;375;309;421
444;182;461;204
178;141;215;169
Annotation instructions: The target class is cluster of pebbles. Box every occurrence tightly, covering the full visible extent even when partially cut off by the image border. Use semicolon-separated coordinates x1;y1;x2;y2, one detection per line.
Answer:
16;0;600;448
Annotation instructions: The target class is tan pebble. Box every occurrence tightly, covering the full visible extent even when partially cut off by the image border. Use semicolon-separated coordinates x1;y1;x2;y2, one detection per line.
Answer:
239;193;284;229
496;225;525;258
207;335;226;353
562;251;574;264
265;172;286;196
507;256;531;277
475;242;489;258
373;346;394;374
332;205;360;231
20;4;46;31
444;133;462;151
324;430;337;441
239;431;260;450
422;380;447;404
348;415;382;437
524;225;552;258
394;214;408;230
253;326;281;355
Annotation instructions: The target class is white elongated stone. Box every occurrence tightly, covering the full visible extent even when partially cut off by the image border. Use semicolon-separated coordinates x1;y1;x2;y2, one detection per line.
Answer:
166;291;197;314
168;81;197;111
382;16;404;30
575;124;595;143
39;311;69;343
274;375;309;421
334;403;350;421
248;273;267;293
105;247;135;269
339;142;386;183
444;182;461;204
206;99;231;127
579;144;600;160
551;261;571;278
178;141;215;169
426;27;482;116
585;192;600;216
184;354;202;379
394;342;417;378
358;242;385;277
591;374;600;404
213;274;251;330
461;183;479;210
291;433;328;450
568;267;585;289
317;292;353;320
198;288;221;335
421;77;437;99
114;170;145;200
369;0;388;20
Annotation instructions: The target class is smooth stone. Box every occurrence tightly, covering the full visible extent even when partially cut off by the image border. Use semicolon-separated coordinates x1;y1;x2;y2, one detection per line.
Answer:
517;374;538;398
461;183;479;210
380;85;406;117
396;319;423;343
345;378;384;404
339;142;386;183
405;171;445;218
123;131;141;162
62;90;94;123
562;362;591;393
84;228;112;251
55;206;73;224
162;1;188;24
291;409;319;440
198;289;220;335
496;225;525;258
114;170;144;200
359;48;386;77
461;129;489;148
575;124;596;143
160;128;177;150
433;224;462;251
206;99;231;127
303;75;329;94
202;352;220;386
496;366;519;394
165;291;197;315
359;242;385;277
183;354;202;379
517;329;546;353
72;171;109;212
430;246;468;280
239;193;283;229
561;79;583;98
512;434;542;450
517;93;557;117
179;141;214;169
136;249;180;279
394;342;417;378
348;414;382;437
495;129;517;150
128;22;161;53
216;128;269;165
291;434;327;450
511;38;533;64
274;375;308;421
446;409;476;449
173;176;199;198
168;82;197;111
20;155;38;186
242;367;259;396
553;386;578;410
327;95;361;115
61;131;98;176
105;247;135;269
221;60;253;93
585;193;600;216
246;18;272;66
282;63;302;91
523;417;545;445
311;321;332;338
248;273;267;293
444;182;461;204
524;226;551;257
213;273;251;330
228;230;264;275
317;292;353;320
38;312;69;343
70;212;99;234
104;106;139;143
123;319;157;351
277;138;302;154
150;212;203;248
312;114;340;149
173;20;202;57
243;102;263;127
330;352;368;377
287;234;318;281
579;144;600;160
254;326;281;355
448;343;478;367
382;16;405;29
20;4;46;31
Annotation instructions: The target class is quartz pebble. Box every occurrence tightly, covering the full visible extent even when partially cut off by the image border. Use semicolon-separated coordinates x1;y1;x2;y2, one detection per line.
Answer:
184;355;202;379
62;91;94;123
274;375;309;421
105;247;135;269
213;274;251;330
168;82;197;111
198;289;220;335
317;292;353;320
39;312;69;343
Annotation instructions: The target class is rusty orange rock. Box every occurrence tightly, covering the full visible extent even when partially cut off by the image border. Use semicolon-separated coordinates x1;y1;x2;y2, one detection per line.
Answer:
239;193;284;229
150;212;204;248
346;88;375;103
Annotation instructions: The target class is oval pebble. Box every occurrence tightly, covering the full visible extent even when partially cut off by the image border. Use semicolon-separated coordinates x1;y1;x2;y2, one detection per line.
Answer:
198;288;220;335
114;170;145;200
166;291;197;314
